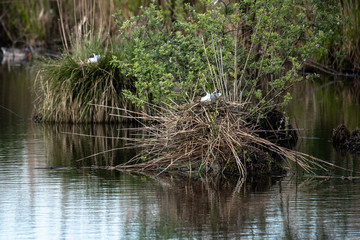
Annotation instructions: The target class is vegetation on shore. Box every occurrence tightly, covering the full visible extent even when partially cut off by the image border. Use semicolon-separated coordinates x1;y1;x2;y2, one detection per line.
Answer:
0;0;147;47
321;0;360;73
106;0;344;178
1;0;359;73
28;0;358;177
35;0;340;120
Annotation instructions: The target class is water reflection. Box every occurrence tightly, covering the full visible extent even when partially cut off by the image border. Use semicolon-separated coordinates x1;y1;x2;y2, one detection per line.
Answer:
2;66;360;239
41;123;139;168
288;76;360;176
2;158;360;239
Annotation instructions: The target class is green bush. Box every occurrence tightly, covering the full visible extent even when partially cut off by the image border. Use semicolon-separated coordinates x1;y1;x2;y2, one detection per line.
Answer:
112;0;340;112
34;0;341;123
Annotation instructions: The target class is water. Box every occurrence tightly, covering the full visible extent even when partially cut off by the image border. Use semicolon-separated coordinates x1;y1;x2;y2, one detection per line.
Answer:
288;77;360;175
1;65;360;239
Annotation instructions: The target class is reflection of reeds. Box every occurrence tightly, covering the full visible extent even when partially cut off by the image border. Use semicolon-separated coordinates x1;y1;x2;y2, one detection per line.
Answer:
42;123;137;167
152;175;274;234
289;77;360;134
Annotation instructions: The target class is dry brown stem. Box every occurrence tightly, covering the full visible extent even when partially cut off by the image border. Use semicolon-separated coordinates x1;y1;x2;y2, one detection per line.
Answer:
110;101;328;179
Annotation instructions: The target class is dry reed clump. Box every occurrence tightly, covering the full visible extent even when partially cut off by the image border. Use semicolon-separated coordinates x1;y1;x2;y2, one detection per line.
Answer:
114;101;326;178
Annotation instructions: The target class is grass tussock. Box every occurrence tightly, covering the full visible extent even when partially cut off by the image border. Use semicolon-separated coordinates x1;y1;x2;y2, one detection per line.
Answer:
112;101;330;178
34;52;136;123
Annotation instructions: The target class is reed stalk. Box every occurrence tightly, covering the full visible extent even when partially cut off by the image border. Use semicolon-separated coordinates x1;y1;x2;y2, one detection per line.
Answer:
110;100;336;179
341;0;360;71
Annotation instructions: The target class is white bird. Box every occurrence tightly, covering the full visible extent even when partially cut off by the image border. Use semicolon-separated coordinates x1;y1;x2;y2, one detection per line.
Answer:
201;92;211;102
201;89;222;102
210;89;222;101
87;53;102;63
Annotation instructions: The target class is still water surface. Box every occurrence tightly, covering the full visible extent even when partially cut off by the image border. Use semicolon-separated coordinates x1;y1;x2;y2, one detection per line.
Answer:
1;65;360;239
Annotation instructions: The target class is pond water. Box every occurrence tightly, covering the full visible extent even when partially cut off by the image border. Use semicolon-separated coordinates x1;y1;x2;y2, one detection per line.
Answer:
1;65;360;239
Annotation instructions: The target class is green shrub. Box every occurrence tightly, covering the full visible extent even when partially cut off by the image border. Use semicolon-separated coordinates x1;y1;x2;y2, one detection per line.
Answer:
112;0;340;112
34;0;341;123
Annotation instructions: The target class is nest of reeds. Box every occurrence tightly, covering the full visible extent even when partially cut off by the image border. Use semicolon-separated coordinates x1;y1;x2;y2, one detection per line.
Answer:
114;101;324;178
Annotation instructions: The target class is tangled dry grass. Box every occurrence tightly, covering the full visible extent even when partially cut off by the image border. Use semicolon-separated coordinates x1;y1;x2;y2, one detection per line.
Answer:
111;101;330;179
